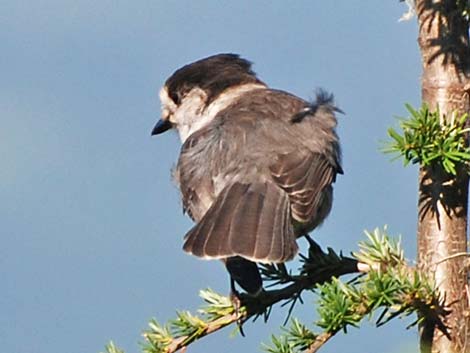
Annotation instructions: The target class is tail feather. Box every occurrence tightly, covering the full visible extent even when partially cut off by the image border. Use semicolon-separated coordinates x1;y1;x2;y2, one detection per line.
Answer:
183;181;297;263
228;184;263;256
202;183;249;257
252;184;279;259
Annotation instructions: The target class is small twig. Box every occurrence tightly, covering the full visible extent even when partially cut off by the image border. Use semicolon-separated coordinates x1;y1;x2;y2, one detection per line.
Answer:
304;331;335;353
165;312;243;353
434;252;470;265
357;262;375;272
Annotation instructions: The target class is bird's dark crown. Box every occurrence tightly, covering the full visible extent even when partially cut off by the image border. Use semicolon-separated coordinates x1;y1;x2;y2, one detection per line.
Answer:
165;53;264;106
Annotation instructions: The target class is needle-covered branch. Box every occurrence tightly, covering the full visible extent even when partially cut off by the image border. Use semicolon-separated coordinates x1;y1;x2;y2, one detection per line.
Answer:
265;228;449;353
103;228;448;353
384;103;470;175
138;237;362;353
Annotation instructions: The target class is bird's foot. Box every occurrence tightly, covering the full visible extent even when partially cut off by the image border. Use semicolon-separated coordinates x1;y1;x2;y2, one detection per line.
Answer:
230;279;246;336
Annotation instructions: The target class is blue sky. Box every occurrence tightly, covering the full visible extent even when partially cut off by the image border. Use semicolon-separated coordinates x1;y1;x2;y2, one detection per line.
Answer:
2;1;421;353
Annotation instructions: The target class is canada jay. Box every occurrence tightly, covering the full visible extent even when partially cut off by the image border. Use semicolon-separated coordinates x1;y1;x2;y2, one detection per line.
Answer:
152;54;342;296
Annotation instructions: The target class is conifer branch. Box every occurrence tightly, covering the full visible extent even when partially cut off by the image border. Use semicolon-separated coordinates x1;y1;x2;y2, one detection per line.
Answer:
140;241;363;353
104;228;448;353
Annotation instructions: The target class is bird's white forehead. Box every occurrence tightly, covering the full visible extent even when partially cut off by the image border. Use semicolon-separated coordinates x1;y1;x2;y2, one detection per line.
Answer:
159;86;177;114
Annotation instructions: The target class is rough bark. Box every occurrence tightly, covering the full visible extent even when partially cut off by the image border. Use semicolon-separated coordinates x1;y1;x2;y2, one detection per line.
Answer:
415;1;470;352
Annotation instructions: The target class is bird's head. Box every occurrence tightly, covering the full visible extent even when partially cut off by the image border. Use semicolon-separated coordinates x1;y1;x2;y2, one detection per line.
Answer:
152;53;265;142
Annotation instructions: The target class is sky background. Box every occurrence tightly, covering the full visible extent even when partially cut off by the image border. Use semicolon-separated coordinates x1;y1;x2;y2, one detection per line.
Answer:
2;1;423;353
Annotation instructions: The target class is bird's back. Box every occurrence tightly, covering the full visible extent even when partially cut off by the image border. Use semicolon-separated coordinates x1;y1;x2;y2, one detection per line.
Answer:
175;88;341;227
176;88;342;264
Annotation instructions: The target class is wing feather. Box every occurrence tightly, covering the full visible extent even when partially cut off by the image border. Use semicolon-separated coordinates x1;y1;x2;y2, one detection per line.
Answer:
270;152;337;224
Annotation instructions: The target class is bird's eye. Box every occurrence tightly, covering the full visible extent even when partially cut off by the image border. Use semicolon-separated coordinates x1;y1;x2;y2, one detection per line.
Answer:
170;92;181;105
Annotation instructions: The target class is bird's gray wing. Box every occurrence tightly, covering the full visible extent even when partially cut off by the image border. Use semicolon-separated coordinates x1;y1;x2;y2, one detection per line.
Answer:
269;150;338;227
265;89;342;228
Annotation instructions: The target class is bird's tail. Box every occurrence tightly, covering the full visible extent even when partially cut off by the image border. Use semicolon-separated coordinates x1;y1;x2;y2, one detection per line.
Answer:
182;181;298;264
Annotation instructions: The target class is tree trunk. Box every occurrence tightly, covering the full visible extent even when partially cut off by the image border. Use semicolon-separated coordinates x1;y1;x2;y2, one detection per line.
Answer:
415;1;470;352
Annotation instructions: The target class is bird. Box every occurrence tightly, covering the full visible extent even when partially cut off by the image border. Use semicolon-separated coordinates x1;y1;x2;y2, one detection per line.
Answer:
152;53;342;297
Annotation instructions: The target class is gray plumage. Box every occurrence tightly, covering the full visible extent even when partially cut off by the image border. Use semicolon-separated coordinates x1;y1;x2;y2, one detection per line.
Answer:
152;54;342;294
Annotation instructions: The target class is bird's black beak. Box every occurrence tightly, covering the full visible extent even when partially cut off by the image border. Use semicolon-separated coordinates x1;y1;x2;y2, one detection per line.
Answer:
151;119;173;135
